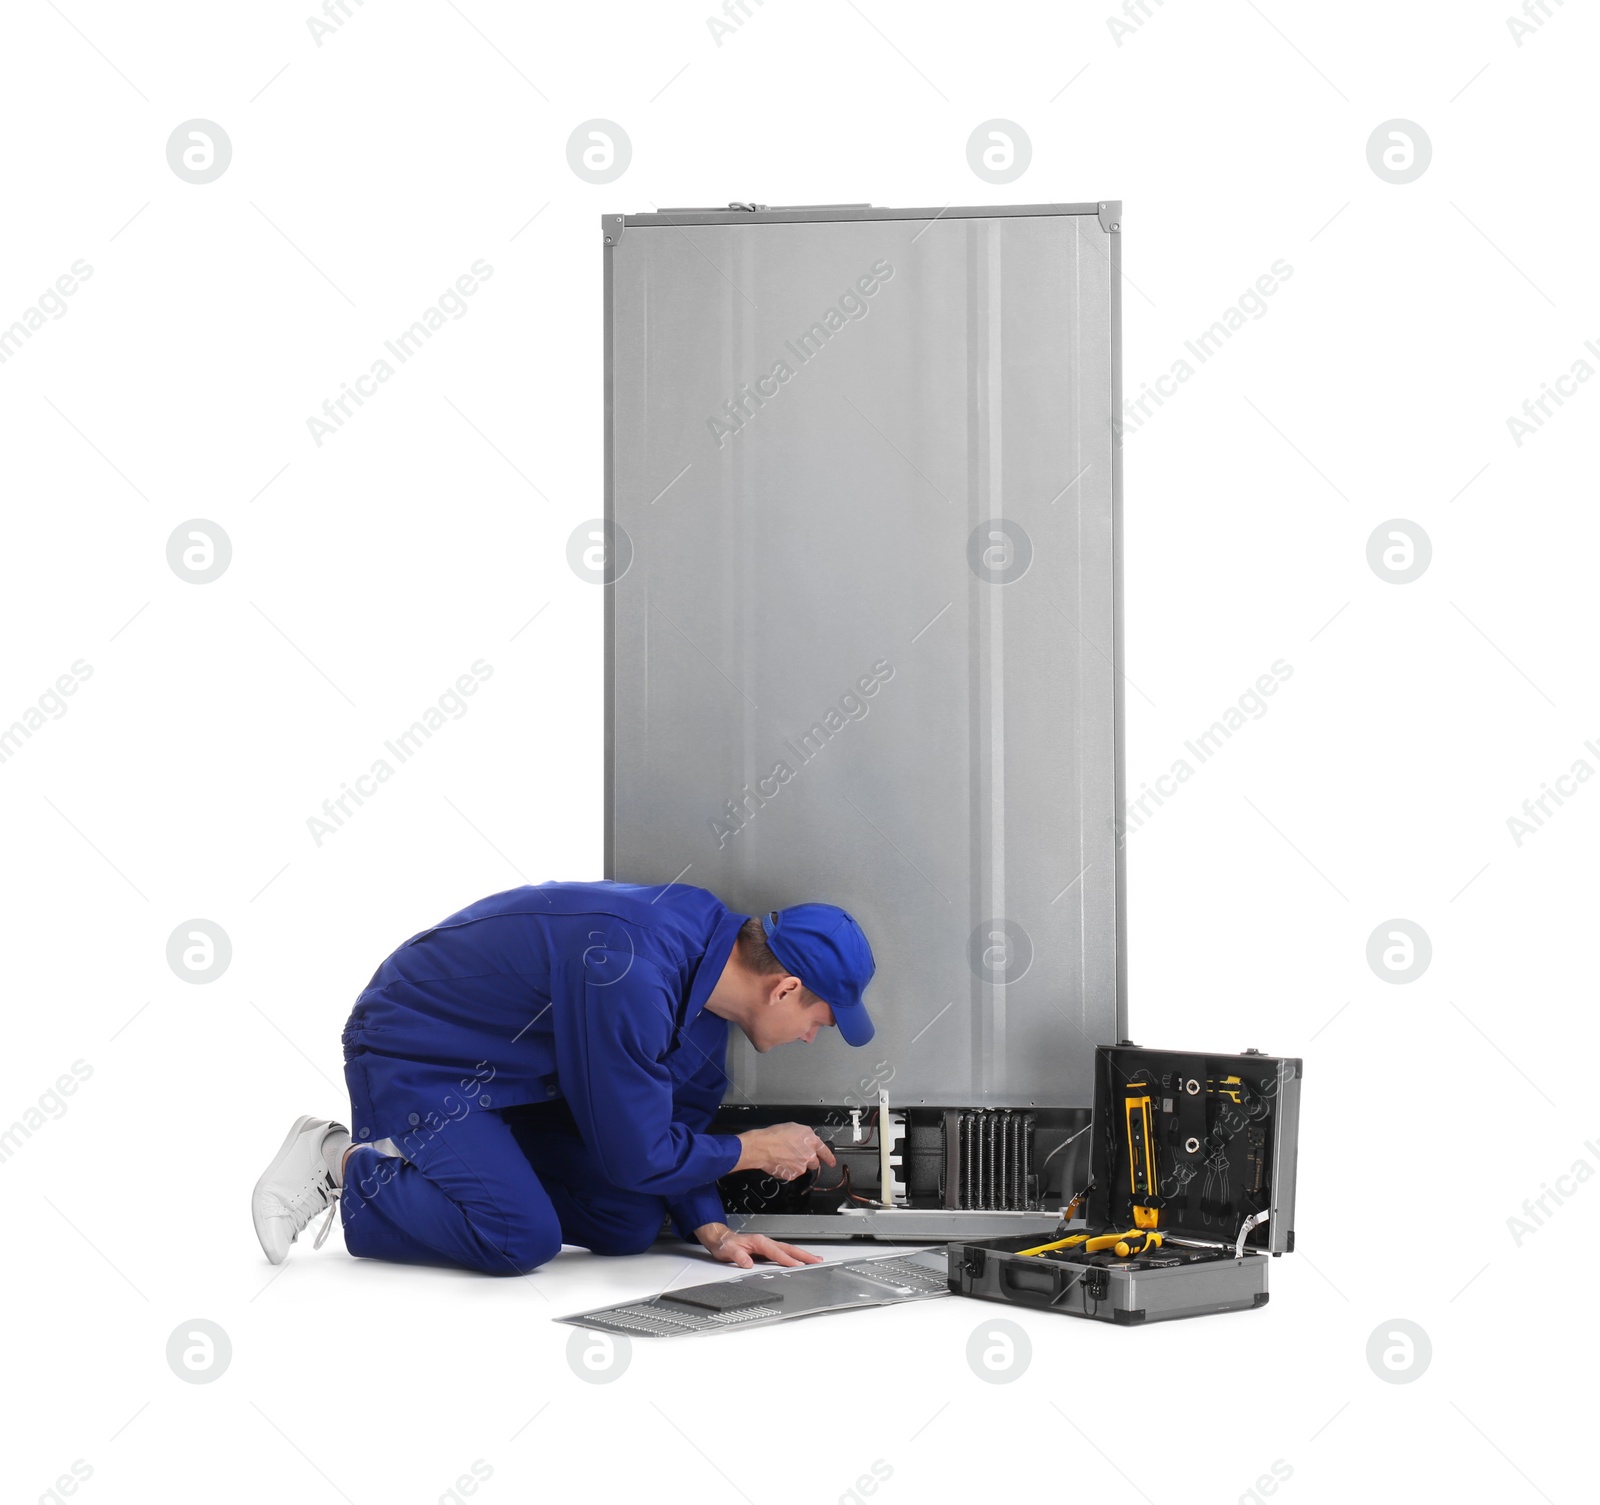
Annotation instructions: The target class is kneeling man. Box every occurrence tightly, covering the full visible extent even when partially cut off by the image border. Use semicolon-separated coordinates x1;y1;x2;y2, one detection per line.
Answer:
251;881;876;1274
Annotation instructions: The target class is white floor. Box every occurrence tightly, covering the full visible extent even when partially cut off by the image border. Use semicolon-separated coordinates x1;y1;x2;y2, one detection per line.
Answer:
14;1188;1573;1505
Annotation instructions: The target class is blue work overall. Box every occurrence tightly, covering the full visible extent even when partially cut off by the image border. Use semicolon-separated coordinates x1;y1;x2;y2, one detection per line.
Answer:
337;882;746;1274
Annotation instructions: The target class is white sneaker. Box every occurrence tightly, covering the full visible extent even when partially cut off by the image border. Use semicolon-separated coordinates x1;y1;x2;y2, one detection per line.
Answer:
252;1114;346;1264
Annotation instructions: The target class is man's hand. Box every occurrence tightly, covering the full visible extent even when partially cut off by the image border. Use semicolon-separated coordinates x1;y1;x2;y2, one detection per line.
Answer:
694;1222;823;1268
732;1122;836;1181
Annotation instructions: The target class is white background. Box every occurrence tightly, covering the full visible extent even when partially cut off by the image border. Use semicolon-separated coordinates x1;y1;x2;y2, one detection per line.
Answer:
3;1;1596;1502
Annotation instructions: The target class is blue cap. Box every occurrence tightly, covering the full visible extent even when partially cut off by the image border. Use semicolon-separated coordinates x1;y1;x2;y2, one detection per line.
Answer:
761;904;877;1046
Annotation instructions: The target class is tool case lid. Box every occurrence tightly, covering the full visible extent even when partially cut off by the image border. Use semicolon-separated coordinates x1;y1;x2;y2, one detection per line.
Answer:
1084;1044;1301;1256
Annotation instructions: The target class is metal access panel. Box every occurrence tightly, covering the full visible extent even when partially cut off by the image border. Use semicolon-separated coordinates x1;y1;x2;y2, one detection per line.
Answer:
558;1248;949;1338
603;202;1125;1112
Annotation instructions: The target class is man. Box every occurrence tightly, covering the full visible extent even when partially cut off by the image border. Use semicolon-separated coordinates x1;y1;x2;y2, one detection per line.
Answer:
250;880;876;1275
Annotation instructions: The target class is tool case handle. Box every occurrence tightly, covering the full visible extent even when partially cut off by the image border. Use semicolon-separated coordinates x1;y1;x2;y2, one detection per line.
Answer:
992;1258;1073;1308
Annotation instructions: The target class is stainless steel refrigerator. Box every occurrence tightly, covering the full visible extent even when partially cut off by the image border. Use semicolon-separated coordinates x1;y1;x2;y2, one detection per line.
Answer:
603;202;1126;1239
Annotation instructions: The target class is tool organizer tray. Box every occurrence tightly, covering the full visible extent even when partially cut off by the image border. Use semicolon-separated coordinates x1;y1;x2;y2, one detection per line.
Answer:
946;1044;1301;1325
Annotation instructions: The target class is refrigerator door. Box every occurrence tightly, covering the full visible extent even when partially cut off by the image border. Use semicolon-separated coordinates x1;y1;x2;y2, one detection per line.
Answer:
604;203;1125;1111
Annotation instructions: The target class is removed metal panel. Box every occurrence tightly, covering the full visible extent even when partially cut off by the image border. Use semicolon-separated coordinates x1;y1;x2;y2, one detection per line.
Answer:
558;1248;949;1338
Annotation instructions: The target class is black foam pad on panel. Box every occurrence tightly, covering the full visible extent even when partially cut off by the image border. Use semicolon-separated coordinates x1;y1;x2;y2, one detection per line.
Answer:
658;1283;784;1312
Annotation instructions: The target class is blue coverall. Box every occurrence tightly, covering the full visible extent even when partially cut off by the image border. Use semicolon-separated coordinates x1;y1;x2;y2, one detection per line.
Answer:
338;881;747;1274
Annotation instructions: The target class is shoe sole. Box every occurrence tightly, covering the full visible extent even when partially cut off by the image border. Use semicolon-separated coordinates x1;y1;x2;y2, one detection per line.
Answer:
252;1113;321;1264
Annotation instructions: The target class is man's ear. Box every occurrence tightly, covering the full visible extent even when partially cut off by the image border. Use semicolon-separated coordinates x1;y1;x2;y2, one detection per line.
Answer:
767;974;804;1007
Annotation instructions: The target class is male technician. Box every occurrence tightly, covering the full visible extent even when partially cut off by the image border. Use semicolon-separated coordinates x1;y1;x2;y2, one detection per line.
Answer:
250;881;876;1275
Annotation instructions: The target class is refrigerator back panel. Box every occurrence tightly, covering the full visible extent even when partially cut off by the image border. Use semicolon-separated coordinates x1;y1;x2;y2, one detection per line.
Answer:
604;203;1125;1109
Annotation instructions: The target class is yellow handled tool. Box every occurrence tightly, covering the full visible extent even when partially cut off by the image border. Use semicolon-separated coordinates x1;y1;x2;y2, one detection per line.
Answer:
1126;1092;1154;1199
1209;1075;1244;1103
1014;1232;1092;1257
1126;1087;1161;1230
1016;1229;1163;1258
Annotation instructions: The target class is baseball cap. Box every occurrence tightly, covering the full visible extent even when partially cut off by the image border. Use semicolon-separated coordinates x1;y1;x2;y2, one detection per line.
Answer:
761;903;877;1046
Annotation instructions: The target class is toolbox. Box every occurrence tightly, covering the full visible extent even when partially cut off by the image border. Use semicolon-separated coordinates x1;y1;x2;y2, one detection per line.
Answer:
947;1044;1300;1324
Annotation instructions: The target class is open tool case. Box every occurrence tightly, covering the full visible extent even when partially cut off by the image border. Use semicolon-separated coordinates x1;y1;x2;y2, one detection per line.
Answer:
947;1045;1301;1324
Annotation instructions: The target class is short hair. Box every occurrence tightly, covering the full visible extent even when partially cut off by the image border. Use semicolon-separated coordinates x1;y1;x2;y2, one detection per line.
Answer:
737;915;823;1005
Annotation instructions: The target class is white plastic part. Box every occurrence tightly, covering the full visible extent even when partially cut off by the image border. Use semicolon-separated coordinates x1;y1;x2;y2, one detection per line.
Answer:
877;1088;907;1206
878;1087;892;1204
1234;1210;1270;1258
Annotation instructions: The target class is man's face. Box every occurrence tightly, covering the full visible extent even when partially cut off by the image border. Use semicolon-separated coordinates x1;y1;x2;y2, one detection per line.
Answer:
744;977;836;1053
